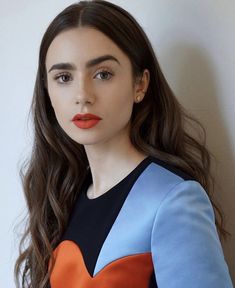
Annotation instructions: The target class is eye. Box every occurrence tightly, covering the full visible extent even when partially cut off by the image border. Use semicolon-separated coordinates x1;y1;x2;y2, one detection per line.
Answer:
95;69;113;81
54;73;72;84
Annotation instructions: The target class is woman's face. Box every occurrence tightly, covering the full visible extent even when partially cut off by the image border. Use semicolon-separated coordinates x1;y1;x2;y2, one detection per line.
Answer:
45;27;147;146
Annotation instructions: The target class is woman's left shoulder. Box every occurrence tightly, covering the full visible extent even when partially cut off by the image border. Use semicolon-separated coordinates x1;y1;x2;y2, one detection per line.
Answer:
139;157;203;210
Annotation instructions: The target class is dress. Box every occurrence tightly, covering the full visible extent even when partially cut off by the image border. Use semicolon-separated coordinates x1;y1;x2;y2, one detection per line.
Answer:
49;155;233;287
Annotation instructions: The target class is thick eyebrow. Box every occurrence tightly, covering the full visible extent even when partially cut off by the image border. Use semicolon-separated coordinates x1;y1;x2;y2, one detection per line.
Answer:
48;54;120;73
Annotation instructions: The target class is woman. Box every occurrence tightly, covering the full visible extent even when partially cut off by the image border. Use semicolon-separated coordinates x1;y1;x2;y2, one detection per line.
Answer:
14;1;233;287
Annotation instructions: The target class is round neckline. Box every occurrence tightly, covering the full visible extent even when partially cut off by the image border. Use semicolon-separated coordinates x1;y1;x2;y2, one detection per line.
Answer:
83;155;152;201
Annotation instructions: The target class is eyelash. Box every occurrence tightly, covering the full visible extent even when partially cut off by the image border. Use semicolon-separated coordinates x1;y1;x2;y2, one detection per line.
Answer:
53;69;114;84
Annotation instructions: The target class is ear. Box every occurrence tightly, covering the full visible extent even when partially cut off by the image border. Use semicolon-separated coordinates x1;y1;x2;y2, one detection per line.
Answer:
134;69;150;103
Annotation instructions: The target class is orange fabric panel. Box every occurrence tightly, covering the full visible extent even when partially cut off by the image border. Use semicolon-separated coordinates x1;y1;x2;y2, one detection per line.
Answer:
49;240;154;288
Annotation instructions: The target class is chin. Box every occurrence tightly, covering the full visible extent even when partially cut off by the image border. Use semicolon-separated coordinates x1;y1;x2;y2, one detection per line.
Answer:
70;134;105;146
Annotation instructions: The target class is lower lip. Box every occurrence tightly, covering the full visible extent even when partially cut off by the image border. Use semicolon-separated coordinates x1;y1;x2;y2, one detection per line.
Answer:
72;119;101;129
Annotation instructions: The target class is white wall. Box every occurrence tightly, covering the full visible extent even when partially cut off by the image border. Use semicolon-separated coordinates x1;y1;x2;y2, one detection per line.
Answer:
0;0;234;286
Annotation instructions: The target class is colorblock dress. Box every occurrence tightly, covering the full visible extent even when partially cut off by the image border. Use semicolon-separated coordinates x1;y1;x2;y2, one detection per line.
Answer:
49;155;233;287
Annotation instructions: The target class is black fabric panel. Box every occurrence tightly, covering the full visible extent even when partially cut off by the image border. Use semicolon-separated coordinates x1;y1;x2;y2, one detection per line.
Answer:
60;156;153;276
148;270;158;287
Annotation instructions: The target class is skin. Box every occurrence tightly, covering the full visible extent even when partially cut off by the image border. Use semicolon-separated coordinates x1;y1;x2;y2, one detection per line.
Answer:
45;27;150;199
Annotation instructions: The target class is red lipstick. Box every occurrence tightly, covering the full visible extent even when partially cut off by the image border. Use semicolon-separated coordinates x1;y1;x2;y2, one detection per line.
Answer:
72;113;102;129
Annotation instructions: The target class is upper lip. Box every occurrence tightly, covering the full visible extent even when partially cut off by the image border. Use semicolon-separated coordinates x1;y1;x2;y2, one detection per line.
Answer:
72;113;102;121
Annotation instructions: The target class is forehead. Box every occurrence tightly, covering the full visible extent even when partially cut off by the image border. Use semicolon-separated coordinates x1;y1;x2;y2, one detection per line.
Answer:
45;27;129;69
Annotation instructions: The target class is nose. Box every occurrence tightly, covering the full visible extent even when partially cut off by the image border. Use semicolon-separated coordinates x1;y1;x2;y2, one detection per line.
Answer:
75;98;92;105
74;79;94;105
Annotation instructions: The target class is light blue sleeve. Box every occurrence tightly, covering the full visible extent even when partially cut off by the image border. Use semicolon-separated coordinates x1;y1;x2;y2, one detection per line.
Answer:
151;180;233;288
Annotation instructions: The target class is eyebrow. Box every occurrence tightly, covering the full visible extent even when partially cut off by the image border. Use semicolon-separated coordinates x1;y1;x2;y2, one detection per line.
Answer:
48;54;120;73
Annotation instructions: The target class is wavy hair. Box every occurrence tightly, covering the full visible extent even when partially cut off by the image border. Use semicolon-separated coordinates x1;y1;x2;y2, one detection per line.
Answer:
14;0;231;287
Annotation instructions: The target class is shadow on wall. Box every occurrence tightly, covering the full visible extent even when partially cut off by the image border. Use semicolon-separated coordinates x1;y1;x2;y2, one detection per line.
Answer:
157;41;235;284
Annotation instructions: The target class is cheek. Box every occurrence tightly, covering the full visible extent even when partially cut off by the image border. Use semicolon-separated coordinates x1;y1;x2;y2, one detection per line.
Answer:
48;86;66;111
105;88;134;123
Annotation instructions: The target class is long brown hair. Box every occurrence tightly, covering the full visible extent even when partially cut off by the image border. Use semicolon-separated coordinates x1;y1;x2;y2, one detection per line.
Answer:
14;1;231;287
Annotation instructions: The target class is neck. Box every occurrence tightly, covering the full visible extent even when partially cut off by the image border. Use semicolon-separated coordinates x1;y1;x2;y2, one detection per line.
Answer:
84;132;148;199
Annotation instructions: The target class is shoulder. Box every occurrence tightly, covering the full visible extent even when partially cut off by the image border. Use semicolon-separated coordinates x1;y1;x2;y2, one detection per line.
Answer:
148;156;195;181
136;155;215;233
138;156;205;209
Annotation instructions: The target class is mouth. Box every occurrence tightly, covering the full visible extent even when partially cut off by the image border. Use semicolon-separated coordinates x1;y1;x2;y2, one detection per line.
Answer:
72;118;101;129
72;113;102;121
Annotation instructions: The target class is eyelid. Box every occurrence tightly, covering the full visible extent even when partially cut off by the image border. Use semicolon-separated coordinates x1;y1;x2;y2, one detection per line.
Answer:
95;67;114;76
53;65;114;75
95;65;114;72
95;66;114;75
54;72;71;77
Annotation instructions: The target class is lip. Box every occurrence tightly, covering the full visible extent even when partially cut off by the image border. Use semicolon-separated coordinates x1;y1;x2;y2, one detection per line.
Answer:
72;113;102;129
72;113;102;121
73;119;101;129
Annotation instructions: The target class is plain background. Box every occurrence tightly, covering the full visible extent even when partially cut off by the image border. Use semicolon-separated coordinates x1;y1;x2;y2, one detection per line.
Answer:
0;0;234;286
